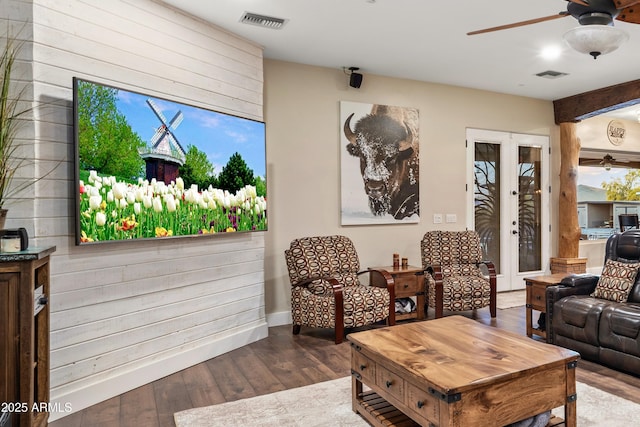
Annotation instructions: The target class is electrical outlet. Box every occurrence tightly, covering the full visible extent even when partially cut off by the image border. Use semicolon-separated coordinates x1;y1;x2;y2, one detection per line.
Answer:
433;214;443;224
446;214;457;223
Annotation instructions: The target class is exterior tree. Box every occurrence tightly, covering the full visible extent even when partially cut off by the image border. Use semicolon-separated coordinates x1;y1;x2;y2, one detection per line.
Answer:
77;81;145;179
603;169;640;201
217;152;255;193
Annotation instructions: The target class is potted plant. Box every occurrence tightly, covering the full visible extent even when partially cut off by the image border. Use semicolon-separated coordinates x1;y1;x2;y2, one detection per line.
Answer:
0;33;48;229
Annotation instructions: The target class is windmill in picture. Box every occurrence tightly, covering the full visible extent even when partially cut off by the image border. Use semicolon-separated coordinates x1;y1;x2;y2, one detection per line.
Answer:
139;99;187;184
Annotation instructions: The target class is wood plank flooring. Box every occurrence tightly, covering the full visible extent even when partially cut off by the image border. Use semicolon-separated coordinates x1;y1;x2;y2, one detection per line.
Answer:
50;306;640;427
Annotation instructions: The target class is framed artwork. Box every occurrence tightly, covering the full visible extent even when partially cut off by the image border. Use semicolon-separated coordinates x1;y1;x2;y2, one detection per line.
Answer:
340;101;420;225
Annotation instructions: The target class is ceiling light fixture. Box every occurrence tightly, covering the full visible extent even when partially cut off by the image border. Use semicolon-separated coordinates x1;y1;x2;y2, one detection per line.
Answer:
602;154;614;171
563;24;629;59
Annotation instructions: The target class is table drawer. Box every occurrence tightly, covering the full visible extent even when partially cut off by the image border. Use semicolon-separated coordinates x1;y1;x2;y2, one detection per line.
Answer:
405;381;440;426
352;350;376;384
529;284;547;311
394;275;421;297
376;365;405;402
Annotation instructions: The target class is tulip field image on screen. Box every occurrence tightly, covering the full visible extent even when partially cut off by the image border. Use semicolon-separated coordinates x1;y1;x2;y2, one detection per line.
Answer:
73;78;267;245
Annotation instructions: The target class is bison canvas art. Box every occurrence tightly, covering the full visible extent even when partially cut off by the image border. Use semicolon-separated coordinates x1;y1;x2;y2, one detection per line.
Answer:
340;101;419;225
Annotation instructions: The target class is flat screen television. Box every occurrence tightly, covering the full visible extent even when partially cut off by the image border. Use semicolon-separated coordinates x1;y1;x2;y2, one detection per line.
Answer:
73;77;267;245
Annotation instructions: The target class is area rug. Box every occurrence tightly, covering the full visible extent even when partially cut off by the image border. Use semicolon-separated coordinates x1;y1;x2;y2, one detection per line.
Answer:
497;290;526;309
174;376;640;427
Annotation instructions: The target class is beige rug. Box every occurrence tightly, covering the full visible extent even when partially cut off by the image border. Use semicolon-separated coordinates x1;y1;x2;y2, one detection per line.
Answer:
497;290;526;309
174;376;640;427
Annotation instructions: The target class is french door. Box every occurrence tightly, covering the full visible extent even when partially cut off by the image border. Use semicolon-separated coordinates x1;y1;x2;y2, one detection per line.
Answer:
466;129;550;292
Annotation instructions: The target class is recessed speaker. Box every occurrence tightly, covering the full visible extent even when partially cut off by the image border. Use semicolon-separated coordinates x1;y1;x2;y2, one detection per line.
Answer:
349;72;363;88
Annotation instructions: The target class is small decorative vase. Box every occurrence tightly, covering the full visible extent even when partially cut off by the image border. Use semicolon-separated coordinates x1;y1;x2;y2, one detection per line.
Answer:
0;208;7;230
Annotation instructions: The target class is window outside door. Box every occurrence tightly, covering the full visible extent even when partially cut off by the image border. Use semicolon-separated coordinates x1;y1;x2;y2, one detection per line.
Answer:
467;129;550;291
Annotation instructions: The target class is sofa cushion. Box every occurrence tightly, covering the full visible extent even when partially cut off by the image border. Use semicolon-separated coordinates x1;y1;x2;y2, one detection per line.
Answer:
599;303;640;358
592;259;640;302
553;295;610;346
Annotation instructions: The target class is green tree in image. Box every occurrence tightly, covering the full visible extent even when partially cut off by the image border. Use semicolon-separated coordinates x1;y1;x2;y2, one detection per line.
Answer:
179;144;214;189
217;152;255;193
603;169;640;201
254;175;266;197
77;81;145;179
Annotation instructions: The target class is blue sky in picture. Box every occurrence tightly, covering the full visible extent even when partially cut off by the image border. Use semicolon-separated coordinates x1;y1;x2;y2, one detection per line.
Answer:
114;88;266;179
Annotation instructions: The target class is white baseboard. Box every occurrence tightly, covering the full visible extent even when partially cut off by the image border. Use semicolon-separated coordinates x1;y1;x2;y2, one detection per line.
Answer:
49;321;268;422
266;310;292;327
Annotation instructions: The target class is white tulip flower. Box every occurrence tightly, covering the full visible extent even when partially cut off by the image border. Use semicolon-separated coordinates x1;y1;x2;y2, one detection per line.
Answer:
153;197;163;213
166;195;177;212
89;195;102;211
96;211;106;226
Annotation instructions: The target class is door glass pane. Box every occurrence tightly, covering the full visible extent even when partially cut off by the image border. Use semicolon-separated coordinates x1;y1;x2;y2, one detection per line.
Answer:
474;143;501;273
518;146;542;272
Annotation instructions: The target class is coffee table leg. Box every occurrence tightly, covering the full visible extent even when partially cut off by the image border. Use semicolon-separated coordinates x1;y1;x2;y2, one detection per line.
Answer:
564;364;577;427
352;376;363;413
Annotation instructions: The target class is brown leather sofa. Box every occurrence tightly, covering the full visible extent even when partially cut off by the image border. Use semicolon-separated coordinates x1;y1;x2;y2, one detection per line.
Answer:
546;229;640;376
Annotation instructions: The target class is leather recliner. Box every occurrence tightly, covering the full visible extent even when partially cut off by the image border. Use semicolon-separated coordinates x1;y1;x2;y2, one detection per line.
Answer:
546;229;640;375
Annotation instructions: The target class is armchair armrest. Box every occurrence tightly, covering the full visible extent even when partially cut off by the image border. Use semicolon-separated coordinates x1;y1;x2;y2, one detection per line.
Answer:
478;260;497;317
478;260;497;278
545;275;598;344
360;268;396;325
425;264;444;318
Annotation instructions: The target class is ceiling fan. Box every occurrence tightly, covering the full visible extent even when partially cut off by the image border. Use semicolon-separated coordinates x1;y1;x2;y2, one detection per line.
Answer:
468;0;640;36
579;154;630;169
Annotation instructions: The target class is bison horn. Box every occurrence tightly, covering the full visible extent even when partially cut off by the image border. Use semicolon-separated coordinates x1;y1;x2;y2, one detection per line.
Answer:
398;123;414;152
344;113;357;145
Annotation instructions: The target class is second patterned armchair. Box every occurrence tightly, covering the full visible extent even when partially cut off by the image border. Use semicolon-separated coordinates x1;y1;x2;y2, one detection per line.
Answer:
421;230;497;319
284;235;395;344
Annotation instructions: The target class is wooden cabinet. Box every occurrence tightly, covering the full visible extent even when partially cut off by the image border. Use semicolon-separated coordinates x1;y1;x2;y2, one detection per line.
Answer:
369;266;425;321
0;247;55;427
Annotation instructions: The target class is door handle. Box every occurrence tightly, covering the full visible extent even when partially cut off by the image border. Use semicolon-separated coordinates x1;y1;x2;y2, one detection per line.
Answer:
512;230;518;235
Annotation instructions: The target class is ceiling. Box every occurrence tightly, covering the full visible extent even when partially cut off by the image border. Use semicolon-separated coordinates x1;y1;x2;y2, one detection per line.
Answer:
160;0;640;121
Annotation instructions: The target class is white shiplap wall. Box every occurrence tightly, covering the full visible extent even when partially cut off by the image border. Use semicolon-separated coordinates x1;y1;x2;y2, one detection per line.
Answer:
6;0;268;420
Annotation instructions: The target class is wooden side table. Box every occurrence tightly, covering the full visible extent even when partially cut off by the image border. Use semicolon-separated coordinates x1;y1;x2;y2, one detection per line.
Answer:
524;273;566;342
369;265;425;321
0;246;56;427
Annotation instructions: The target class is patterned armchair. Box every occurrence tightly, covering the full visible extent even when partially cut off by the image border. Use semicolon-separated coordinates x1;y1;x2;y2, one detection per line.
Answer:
284;235;395;344
421;230;497;319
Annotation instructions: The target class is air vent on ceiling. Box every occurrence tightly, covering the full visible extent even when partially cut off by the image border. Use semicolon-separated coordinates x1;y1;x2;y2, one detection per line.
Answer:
240;12;287;29
535;70;568;79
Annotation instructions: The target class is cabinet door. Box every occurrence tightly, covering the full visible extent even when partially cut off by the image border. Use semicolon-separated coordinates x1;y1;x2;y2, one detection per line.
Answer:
0;273;19;410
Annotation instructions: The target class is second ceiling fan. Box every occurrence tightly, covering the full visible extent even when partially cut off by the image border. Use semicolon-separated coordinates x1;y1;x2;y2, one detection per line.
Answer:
467;0;640;36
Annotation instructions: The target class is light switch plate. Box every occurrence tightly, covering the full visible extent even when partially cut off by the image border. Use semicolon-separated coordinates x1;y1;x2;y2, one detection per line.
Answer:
446;214;457;223
433;214;443;224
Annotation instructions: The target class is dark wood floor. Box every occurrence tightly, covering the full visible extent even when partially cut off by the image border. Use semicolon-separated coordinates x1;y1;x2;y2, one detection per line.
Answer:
50;306;640;427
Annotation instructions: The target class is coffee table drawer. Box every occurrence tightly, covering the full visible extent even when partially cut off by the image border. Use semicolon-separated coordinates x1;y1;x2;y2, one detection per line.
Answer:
376;365;404;402
352;351;376;384
405;381;440;425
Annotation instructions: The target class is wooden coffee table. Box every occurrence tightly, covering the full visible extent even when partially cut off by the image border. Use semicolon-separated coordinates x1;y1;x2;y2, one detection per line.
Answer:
348;316;579;427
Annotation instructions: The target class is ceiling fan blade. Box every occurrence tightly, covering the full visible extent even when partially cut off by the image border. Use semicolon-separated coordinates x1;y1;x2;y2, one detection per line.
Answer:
613;0;640;8
467;13;568;36
617;5;640;23
567;0;590;6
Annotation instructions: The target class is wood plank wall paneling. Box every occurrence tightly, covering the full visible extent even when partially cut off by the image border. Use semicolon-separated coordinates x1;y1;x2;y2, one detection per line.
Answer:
6;0;267;420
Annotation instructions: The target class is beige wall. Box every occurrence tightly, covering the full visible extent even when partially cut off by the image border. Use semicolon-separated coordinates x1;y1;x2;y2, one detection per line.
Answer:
263;59;560;322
